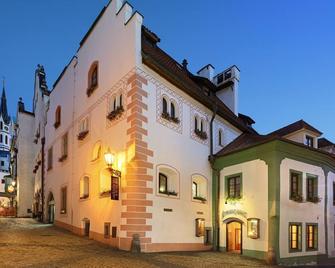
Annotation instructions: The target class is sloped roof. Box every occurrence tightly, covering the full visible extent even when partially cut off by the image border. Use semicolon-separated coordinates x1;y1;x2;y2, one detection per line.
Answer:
267;119;322;137
318;137;334;148
141;26;256;134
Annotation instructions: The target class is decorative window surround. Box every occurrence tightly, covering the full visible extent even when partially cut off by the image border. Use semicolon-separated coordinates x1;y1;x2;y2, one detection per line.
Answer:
106;89;126;128
78;117;90;141
190;108;209;146
156;86;182;134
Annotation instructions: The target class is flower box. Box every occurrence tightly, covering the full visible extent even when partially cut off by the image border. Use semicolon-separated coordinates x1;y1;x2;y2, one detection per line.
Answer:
58;155;68;162
77;130;89;141
307;196;321;203
194;129;208;140
290;193;304;203
193;196;207;202
86;85;97;97
161;112;180;124
54;121;60;129
107;106;124;121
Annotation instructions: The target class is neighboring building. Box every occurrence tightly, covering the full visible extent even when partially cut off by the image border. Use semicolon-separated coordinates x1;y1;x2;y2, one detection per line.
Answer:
213;120;335;265
17;1;335;266
13;65;50;218
0;85;15;213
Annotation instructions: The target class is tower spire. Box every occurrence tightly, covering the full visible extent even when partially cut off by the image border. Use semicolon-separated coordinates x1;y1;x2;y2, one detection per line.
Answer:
0;77;10;124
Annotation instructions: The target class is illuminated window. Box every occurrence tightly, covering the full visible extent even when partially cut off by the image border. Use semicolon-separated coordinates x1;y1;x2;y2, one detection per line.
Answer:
159;173;168;194
192;175;207;202
192;182;198;197
195;218;205;237
80;176;89;199
306;223;318;251
99;168;111;196
60;186;67;214
247;218;260;239
289;223;302;252
92;141;101;161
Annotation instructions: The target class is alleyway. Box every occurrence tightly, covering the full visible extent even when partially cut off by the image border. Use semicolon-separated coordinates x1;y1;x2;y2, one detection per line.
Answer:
0;218;273;268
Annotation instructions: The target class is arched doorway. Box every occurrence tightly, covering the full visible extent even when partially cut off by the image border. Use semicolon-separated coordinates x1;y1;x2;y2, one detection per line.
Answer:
226;219;243;254
47;192;55;224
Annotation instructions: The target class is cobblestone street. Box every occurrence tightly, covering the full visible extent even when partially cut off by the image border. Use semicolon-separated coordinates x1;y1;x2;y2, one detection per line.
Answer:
0;218;276;268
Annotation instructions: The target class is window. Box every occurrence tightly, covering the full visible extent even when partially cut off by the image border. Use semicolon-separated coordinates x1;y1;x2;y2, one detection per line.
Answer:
306;224;318;251
333;182;335;206
104;223;110;238
290;171;302;202
1;161;4;167
162;97;168;114
192;175;208;202
200;120;204;132
218;129;223;146
111;226;117;238
306;176;318;202
99;168;111;196
92;141;101;161
0;134;2;143
157;165;179;197
78;117;89;140
60;133;68;160
0;122;2;130
54;106;61;128
170;102;176;118
107;94;124;121
47;147;53;170
87;62;98;96
289;223;302;252
194;116;198;131
306;135;314;147
227;175;241;199
159;173;168;194
60;187;67;214
5;135;8;145
195;218;205;237
80;176;89;199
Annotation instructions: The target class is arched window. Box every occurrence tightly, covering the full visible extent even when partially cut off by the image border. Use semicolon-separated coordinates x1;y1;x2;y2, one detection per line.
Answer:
113;97;117;111
157;165;179;197
162;97;168;114
170;102;176;118
87;62;98;97
194;116;198;131
0;134;2;143
0;122;3;130
192;175;208;202
119;94;123;108
200;119;204;132
54;106;61;128
92;141;101;161
80;176;90;199
5;135;8;145
218;129;223;146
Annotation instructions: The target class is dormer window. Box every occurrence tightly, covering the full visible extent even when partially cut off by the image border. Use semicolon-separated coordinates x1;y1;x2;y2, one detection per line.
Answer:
87;62;99;97
306;136;314;147
54;106;61;129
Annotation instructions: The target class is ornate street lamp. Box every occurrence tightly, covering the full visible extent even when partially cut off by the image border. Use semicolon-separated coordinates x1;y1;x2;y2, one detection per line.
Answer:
104;147;121;200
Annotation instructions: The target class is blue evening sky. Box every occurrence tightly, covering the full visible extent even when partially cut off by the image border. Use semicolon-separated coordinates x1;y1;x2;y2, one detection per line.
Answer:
1;1;334;139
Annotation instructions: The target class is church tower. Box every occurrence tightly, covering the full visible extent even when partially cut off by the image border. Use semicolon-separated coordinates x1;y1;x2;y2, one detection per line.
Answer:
0;81;12;194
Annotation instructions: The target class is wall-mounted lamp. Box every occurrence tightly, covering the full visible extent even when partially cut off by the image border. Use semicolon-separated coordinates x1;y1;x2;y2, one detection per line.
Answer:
104;147;115;167
11;181;16;187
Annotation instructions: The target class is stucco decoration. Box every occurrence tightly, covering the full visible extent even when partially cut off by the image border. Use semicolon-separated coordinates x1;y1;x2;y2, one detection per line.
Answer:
190;106;210;146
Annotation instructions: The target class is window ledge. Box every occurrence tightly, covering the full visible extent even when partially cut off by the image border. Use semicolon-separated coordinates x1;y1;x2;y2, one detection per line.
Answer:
79;195;89;201
58;155;68;162
192;197;207;203
87;85;98;97
161;112;180;124
107;106;124;121
100;191;111;198
158;191;179;199
194;129;208;140
77;130;89;141
54;122;60;129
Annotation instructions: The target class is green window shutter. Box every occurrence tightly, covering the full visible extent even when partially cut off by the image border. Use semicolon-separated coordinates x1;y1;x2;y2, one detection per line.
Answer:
298;224;302;250
298;174;303;196
314;177;318;198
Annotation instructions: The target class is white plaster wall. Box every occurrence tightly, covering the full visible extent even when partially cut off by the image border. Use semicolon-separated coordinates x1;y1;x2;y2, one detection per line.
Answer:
218;160;269;253
140;65;243;244
45;0;142;236
284;130;319;148
279;158;326;258
327;171;335;257
16;112;36;217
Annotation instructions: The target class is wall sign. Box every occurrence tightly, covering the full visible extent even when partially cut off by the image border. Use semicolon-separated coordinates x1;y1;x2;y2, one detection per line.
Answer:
111;176;119;200
247;218;260;239
195;218;205;237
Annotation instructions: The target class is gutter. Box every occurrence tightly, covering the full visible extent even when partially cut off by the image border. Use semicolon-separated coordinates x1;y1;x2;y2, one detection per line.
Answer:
209;97;220;251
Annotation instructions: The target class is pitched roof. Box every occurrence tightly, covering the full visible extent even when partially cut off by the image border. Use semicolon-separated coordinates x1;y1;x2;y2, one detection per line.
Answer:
318;137;334;148
267;119;322;137
141;26;256;134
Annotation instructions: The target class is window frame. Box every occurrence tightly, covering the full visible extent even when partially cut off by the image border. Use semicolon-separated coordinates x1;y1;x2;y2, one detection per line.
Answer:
47;147;53;171
158;172;168;194
104;222;111;239
80;176;90;200
289;170;303;201
54;106;61;128
306;135;314;147
306;175;318;202
60;186;67;214
225;173;242;199
218;129;223;146
306;223;318;251
289;222;302;252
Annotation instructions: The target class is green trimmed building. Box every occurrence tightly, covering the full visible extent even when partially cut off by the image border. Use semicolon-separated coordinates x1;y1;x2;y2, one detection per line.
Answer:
212;120;335;266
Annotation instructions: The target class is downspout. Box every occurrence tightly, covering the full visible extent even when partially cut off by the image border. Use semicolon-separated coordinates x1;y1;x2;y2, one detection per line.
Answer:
41;137;45;222
209;97;219;250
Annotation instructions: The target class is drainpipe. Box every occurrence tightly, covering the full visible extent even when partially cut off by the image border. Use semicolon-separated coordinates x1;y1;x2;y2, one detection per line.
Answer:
41;137;45;222
209;97;219;251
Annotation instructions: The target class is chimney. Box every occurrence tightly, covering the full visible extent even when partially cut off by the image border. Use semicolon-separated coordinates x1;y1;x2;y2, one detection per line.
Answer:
182;59;188;69
214;65;240;115
18;97;25;112
197;64;215;82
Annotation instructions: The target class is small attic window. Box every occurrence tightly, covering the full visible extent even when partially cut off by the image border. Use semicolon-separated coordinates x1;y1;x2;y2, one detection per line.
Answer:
217;74;224;84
